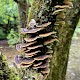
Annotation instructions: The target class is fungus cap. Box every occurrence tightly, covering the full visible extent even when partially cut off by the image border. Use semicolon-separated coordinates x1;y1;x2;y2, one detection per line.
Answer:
37;22;51;28
34;55;51;61
44;38;58;45
24;36;40;42
22;41;37;47
25;50;41;56
39;32;56;38
41;68;50;74
20;58;35;65
33;62;42;67
21;28;44;34
27;45;43;50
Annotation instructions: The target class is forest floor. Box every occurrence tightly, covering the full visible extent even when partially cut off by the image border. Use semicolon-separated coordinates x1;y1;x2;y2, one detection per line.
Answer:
0;38;80;80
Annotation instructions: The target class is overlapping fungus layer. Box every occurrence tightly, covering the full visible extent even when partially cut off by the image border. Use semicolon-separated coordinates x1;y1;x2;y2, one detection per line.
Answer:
15;19;58;78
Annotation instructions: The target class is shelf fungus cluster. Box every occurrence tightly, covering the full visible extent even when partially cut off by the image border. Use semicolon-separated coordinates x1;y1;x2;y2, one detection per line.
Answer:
15;19;58;79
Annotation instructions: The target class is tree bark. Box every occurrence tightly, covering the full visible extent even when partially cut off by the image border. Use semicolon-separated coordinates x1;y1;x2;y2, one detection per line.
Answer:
14;0;28;28
28;0;80;80
46;11;80;80
14;0;80;80
27;0;43;23
14;0;29;43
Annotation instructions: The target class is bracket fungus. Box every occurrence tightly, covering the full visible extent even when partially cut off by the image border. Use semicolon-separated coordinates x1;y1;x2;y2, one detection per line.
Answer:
44;38;58;45
39;32;56;38
16;44;26;52
41;68;50;74
27;45;43;50
24;36;40;42
20;58;35;65
15;19;58;79
34;55;51;61
22;41;37;47
33;62;43;67
20;28;44;34
25;50;41;56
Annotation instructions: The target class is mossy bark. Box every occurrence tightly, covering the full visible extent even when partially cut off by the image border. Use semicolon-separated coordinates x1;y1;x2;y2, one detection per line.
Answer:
28;0;80;80
27;0;43;23
14;0;80;80
46;12;80;80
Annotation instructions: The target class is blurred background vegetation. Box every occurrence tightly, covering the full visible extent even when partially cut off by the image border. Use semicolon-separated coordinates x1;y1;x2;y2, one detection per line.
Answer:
0;0;80;45
0;0;18;39
0;0;19;45
0;0;80;80
0;0;32;46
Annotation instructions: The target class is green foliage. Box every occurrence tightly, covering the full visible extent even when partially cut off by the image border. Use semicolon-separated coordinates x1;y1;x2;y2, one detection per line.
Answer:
0;27;6;39
0;53;21;80
7;28;20;47
0;0;18;24
0;0;19;39
9;70;21;80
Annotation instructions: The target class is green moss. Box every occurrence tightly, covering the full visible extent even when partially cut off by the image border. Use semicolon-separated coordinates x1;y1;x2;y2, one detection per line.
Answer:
0;53;21;80
28;0;43;23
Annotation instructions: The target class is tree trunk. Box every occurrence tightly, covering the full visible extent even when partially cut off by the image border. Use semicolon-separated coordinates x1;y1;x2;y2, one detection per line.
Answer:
27;0;43;23
14;0;80;80
46;12;80;80
28;0;80;80
14;0;28;28
14;0;29;43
